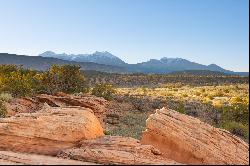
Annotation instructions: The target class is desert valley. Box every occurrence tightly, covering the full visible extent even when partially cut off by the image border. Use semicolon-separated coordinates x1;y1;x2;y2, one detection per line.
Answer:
0;57;249;164
0;0;249;164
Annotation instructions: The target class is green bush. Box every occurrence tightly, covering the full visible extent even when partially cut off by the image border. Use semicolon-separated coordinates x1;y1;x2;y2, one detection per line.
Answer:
92;84;116;100
0;64;88;96
176;103;185;114
219;103;249;125
37;65;87;94
0;66;37;97
222;121;248;140
217;103;249;141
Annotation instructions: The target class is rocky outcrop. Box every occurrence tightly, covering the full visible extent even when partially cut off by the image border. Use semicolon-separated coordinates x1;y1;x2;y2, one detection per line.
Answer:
4;94;121;128
4;98;42;116
141;108;249;165
0;106;104;155
35;94;109;126
0;151;96;165
4;94;108;119
58;136;180;165
36;94;107;114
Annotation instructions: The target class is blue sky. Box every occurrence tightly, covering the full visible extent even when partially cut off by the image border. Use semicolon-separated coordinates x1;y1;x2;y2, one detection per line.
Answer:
0;0;249;72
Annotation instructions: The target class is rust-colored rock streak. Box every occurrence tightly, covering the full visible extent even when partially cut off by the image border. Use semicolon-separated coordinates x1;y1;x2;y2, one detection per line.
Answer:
141;108;249;165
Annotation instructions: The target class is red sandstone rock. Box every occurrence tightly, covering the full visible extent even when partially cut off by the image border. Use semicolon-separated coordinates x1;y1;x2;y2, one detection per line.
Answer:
4;98;42;116
0;106;104;155
58;136;180;165
141;107;249;165
0;151;97;165
35;94;108;126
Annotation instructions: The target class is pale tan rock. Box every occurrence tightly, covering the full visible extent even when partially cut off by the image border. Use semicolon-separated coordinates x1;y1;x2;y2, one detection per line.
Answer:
0;151;97;165
58;136;181;165
0;107;104;155
141;108;249;165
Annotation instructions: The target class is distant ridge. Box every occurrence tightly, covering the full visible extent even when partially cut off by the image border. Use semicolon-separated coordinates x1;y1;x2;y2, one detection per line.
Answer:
39;51;237;74
0;52;248;76
0;53;126;73
40;51;126;66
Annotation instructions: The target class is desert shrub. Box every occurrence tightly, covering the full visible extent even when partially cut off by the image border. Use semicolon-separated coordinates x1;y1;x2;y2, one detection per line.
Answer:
103;130;111;135
202;93;208;97
92;83;116;100
173;88;178;91
151;99;161;109
219;103;249;125
200;88;206;93
130;96;146;111
242;97;249;105
213;100;223;108
186;109;198;117
223;89;230;93
0;64;88;96
175;103;185;114
202;97;212;104
141;86;148;94
230;97;242;104
207;94;214;100
108;112;148;139
37;65;87;94
0;67;37;97
0;101;6;118
0;93;13;102
214;90;224;97
195;91;201;96
216;103;249;140
182;94;188;97
0;64;19;75
222;121;248;140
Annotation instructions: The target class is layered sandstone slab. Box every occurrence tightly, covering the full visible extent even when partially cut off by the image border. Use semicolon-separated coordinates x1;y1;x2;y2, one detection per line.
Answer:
0;106;104;155
58;136;180;165
141;108;249;165
0;151;97;165
36;94;107;115
36;94;108;126
4;98;42;116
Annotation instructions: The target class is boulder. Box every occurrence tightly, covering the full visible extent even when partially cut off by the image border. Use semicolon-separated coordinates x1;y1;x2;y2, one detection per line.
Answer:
141;108;249;165
0;106;104;155
0;151;96;165
58;136;180;165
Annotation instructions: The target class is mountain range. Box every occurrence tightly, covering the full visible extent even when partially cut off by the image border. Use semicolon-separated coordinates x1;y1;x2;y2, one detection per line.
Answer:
0;51;248;76
0;53;125;73
40;51;126;66
39;51;247;75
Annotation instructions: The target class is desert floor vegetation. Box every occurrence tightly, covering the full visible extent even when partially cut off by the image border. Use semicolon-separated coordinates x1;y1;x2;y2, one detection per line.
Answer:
115;84;249;141
0;64;248;142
